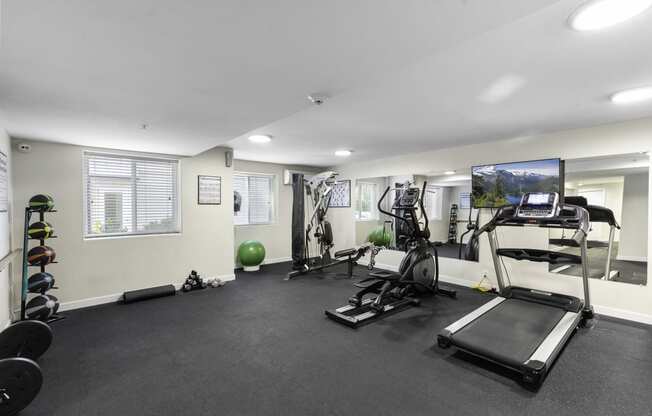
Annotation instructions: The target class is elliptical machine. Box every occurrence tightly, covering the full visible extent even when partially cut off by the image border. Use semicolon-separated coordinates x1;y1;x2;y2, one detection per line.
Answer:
459;207;480;261
325;181;456;328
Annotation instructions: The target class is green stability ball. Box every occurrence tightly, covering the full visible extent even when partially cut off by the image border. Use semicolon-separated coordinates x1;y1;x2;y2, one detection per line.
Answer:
238;240;266;272
368;227;393;248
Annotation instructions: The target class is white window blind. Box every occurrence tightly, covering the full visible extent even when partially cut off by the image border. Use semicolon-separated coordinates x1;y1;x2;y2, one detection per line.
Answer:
355;182;379;221
233;173;274;225
84;152;180;238
424;185;443;221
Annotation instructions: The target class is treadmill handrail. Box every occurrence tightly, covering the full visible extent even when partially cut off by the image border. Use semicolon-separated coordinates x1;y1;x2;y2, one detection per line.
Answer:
585;204;621;229
480;204;590;241
482;202;593;314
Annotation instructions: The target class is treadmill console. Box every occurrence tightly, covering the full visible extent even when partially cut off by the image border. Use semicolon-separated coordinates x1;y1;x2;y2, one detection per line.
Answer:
516;192;559;219
393;188;420;209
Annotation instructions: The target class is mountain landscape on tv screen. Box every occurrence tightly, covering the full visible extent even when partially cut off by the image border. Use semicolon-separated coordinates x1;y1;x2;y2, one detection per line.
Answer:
472;162;560;207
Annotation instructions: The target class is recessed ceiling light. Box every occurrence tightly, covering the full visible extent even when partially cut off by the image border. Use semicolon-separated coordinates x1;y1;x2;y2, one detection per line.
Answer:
334;150;352;157
611;87;652;104
569;0;652;31
444;170;456;175
248;134;272;143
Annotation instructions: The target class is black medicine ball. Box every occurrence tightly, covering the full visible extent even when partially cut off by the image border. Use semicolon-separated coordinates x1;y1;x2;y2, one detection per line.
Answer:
27;246;56;266
28;221;54;239
26;294;59;321
28;194;55;212
28;272;55;293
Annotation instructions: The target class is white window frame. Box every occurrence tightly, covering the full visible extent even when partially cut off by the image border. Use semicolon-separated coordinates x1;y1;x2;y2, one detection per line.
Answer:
82;150;181;239
355;181;380;222
233;172;276;226
424;185;443;221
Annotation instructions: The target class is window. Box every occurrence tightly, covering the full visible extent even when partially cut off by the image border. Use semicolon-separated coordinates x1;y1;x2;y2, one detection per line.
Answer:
424;185;443;221
459;191;471;210
83;152;180;238
233;173;274;225
355;182;379;221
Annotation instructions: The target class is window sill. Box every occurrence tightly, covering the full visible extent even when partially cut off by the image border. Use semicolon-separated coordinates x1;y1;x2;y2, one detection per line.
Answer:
84;232;182;241
234;222;278;228
355;219;380;223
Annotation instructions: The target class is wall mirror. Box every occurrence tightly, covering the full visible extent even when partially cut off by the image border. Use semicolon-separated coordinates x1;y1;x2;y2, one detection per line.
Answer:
353;170;478;262
548;153;649;286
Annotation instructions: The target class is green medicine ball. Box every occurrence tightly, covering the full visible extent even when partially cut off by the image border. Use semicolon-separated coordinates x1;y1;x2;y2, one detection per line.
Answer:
29;194;55;212
238;240;266;272
28;222;54;240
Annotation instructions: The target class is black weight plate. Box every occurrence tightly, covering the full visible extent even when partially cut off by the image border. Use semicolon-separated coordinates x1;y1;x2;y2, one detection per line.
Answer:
0;358;43;416
0;321;53;360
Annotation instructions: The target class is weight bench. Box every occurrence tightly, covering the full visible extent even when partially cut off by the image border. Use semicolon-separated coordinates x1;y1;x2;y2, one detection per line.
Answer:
286;245;373;280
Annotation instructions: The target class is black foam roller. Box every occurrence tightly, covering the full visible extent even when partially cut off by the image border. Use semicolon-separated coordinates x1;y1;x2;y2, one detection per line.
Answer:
123;285;176;304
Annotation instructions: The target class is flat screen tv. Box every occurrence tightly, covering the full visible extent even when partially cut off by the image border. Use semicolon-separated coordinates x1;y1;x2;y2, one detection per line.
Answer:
472;158;563;208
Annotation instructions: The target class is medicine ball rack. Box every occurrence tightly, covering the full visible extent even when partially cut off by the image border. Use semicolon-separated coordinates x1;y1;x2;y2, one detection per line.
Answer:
20;206;64;324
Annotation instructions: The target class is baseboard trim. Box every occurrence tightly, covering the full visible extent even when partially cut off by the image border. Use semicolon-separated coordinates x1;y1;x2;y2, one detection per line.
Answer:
615;255;647;262
48;269;652;326
235;257;291;270
368;262;398;272
264;257;291;265
57;273;236;312
593;305;652;326
365;262;479;289
438;274;477;289
219;274;236;282
59;293;124;312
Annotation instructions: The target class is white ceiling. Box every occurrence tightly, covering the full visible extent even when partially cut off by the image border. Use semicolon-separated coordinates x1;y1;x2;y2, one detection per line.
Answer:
1;1;652;165
231;0;652;166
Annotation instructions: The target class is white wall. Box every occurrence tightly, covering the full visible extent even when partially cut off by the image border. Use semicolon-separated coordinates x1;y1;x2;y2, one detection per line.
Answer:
577;181;624;242
330;117;652;324
619;173;649;261
12;140;235;310
0;115;13;329
233;159;319;265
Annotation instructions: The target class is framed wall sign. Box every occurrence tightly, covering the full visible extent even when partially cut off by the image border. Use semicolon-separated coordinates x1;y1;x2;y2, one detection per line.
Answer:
0;151;7;212
198;175;221;205
459;191;471;210
329;180;351;208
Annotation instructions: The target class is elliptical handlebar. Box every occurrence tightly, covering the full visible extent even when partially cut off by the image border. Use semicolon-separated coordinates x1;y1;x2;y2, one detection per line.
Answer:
419;181;429;233
377;186;416;234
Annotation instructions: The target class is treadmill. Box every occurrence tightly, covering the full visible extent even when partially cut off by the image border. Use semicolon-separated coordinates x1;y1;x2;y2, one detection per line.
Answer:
549;196;621;280
437;192;594;388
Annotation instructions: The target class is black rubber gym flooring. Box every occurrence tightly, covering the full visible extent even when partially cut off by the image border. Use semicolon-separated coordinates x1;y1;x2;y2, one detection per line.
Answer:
26;262;652;416
550;242;648;286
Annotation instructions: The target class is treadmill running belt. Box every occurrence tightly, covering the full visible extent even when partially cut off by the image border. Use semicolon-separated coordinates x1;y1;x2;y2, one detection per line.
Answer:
452;299;566;370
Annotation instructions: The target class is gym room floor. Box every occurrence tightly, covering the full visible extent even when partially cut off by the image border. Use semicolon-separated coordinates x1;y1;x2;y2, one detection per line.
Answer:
551;243;648;286
28;263;652;416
